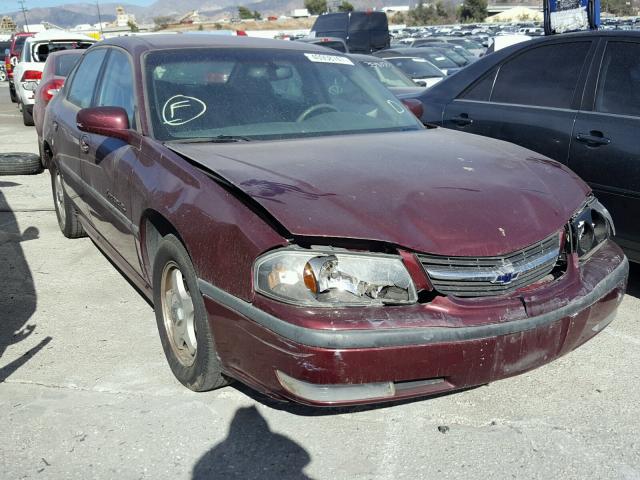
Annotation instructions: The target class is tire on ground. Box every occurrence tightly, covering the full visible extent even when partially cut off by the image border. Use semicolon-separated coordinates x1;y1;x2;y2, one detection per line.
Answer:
0;152;43;175
50;161;86;238
152;234;230;392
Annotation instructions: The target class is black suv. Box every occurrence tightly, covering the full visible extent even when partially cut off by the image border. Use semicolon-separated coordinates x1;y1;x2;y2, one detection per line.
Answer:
405;31;640;262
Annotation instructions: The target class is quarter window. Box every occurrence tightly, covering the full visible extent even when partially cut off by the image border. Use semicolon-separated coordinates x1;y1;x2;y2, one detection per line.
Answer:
96;50;136;127
67;49;107;109
460;67;497;101
595;42;640;117
490;42;590;109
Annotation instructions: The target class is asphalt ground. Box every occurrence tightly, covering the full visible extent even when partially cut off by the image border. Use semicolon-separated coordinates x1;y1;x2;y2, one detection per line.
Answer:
1;81;639;480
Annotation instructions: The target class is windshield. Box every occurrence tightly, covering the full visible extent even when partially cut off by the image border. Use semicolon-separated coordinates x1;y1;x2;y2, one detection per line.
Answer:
54;53;82;76
386;57;445;79
413;51;457;69
359;60;416;88
31;41;94;63
145;48;422;142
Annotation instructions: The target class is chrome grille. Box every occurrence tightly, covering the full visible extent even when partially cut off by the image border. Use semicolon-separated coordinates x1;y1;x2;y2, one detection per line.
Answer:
417;233;561;297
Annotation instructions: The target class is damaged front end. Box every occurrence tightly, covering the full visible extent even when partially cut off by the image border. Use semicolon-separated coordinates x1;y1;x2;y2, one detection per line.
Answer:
198;195;628;406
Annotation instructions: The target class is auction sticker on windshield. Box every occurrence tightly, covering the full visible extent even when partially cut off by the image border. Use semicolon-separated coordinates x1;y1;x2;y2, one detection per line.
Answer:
304;53;354;65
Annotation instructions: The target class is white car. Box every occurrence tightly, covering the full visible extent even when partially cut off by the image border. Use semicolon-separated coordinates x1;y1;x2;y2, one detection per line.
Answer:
13;29;95;126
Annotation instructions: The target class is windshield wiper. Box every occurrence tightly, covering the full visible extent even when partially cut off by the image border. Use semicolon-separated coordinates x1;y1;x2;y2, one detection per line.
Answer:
168;135;252;144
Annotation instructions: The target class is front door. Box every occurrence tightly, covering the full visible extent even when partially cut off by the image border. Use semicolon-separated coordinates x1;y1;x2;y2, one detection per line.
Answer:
79;48;142;272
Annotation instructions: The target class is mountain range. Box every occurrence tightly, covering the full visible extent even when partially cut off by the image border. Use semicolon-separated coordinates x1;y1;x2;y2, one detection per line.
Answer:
3;0;413;28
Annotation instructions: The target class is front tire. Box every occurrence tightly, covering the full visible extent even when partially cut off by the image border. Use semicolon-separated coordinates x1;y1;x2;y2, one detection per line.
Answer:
50;162;86;238
152;234;229;392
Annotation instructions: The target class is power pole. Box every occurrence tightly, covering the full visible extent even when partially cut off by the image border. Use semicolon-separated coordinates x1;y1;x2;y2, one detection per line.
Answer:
96;0;104;36
18;0;29;32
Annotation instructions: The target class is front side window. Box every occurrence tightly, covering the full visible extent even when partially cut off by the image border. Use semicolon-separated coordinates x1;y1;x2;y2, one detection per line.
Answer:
145;48;422;142
491;42;590;109
594;42;640;117
67;48;108;109
96;49;136;127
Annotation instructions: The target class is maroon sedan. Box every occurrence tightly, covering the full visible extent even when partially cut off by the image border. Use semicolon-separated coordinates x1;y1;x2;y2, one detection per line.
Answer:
42;35;628;406
34;49;83;166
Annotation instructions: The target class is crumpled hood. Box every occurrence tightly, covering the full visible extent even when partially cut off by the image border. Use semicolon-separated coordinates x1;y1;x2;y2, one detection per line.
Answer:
168;129;589;256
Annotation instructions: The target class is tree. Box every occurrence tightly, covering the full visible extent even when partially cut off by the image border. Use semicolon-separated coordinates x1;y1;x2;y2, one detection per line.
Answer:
391;11;406;24
153;15;174;30
127;20;139;32
305;0;327;15
253;10;262;20
601;0;634;15
338;1;354;12
238;6;254;20
458;0;488;22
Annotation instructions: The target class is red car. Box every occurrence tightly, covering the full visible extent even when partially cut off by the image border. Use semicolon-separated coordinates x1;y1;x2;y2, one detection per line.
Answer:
5;32;34;103
42;35;628;407
34;49;83;165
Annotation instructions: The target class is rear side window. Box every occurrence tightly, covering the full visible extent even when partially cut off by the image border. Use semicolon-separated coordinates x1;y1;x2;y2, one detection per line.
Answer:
67;49;107;108
460;68;497;101
595;42;640;117
490;42;590;109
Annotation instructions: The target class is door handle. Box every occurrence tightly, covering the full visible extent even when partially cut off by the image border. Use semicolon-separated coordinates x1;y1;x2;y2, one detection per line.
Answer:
52;120;58;132
452;114;473;126
576;131;610;147
80;135;90;154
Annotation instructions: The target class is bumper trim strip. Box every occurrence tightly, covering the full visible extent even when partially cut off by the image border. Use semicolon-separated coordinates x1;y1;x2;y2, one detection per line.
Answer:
197;257;628;350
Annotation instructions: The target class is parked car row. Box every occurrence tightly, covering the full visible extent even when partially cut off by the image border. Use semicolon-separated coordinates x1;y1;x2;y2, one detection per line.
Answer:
36;34;628;408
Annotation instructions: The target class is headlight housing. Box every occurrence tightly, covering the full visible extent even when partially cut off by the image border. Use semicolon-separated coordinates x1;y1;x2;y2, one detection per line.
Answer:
254;249;418;307
570;196;615;257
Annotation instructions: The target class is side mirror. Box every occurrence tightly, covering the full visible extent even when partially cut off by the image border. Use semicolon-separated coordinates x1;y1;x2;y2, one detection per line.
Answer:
401;98;424;119
10;56;18;67
415;80;427;87
77;106;130;142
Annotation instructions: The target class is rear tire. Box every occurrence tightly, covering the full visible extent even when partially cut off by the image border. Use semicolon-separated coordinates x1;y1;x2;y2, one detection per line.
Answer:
9;84;17;103
50;161;86;238
21;104;34;126
0;152;42;175
152;234;229;392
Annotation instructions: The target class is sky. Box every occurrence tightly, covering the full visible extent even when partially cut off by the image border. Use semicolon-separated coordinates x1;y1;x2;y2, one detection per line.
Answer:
0;0;155;14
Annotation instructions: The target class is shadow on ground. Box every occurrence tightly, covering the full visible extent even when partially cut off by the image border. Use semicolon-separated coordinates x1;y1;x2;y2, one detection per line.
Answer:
192;406;312;479
626;261;640;299
0;182;50;382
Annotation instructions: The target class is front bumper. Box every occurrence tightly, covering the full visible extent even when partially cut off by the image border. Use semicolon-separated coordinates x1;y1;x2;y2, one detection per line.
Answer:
200;241;628;406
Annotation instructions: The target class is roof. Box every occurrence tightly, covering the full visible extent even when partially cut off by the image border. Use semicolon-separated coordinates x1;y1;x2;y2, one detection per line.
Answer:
28;29;95;42
100;33;333;54
348;53;387;62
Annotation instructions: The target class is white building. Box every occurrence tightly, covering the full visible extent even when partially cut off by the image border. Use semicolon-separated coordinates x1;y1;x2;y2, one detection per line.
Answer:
112;6;137;28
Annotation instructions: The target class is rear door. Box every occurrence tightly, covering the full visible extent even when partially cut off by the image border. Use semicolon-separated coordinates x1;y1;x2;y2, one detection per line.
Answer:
442;40;595;163
80;47;142;271
569;39;640;261
54;47;108;217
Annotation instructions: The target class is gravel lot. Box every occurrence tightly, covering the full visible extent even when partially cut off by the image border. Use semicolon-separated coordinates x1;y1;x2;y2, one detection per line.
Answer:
1;82;639;480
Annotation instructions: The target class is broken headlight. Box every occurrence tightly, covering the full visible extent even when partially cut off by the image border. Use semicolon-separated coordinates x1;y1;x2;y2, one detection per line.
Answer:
254;249;417;306
570;196;615;257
